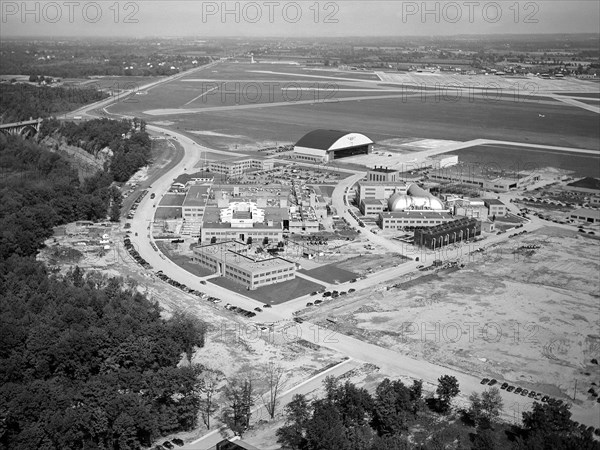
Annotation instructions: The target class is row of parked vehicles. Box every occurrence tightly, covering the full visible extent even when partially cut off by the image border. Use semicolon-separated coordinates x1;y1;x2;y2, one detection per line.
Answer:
152;437;184;450
123;237;151;269
480;377;600;435
126;189;149;219
154;271;207;298
305;289;356;307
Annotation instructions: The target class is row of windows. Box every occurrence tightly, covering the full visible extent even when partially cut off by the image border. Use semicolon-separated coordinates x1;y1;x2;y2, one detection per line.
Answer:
384;219;446;225
254;273;293;285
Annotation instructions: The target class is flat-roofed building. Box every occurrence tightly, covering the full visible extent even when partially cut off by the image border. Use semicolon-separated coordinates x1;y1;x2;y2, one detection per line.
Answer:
201;201;285;243
378;211;456;230
367;166;400;182
357;181;408;202
570;208;600;223
183;185;211;220
209;158;276;177
483;198;507;217
360;198;387;216
414;217;481;249
192;241;295;290
429;164;539;192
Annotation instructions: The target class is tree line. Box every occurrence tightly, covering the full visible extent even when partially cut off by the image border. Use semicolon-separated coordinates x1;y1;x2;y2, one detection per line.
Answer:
274;375;599;450
0;84;108;123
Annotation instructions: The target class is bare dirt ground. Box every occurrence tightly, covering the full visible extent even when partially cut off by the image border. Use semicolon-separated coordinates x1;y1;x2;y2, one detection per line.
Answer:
301;226;600;408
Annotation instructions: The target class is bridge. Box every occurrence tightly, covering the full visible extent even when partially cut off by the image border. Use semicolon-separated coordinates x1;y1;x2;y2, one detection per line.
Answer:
0;118;43;137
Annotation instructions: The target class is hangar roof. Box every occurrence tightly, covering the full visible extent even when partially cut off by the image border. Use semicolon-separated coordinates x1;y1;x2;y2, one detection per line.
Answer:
295;129;373;151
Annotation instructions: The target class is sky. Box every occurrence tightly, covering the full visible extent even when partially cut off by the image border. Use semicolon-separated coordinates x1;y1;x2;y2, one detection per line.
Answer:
1;1;599;38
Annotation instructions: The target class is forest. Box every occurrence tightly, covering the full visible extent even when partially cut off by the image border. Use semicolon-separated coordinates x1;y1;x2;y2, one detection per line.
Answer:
0;84;109;123
0;132;207;449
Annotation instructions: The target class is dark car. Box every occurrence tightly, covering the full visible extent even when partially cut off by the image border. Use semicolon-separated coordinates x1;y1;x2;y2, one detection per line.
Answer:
528;391;536;398
294;317;304;323
515;387;523;394
323;291;332;297
310;291;318;296
480;378;490;385
163;442;174;450
263;304;272;308
172;438;184;447
506;386;515;392
501;382;509;390
306;302;314;307
488;379;498;386
254;307;262;312
348;288;356;293
541;395;550;402
521;389;529;396
314;299;323;305
200;280;207;285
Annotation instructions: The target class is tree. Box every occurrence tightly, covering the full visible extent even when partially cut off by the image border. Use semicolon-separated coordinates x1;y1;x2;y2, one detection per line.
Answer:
436;375;459;413
197;368;224;430
305;400;350;450
261;362;285;420
372;378;411;436
263;236;269;245
468;387;503;428
276;394;310;450
222;377;254;436
210;236;217;244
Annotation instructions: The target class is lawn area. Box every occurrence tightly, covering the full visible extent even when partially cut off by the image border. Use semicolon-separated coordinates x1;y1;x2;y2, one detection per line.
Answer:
210;276;324;304
158;194;185;207
299;263;358;284
156;242;214;277
155;207;182;220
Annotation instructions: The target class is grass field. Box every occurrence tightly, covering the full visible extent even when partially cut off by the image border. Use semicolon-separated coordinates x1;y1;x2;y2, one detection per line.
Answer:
158;194;186;207
299;264;357;284
107;62;600;152
210;274;324;304
154;207;182;220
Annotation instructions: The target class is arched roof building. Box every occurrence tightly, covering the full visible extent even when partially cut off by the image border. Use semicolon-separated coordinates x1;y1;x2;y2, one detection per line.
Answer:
293;129;373;163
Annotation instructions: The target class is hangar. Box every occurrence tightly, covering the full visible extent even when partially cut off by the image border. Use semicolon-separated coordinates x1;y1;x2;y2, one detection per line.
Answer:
293;129;373;163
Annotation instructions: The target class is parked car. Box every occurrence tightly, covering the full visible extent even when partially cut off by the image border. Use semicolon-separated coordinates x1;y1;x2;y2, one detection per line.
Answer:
263;304;272;308
515;387;523;394
488;379;498;386
521;389;529;396
480;378;490;385
306;302;314;307
348;288;356;293
506;386;515;392
254;307;262;312
501;382;509;390
528;391;536;398
541;395;550;402
294;317;304;323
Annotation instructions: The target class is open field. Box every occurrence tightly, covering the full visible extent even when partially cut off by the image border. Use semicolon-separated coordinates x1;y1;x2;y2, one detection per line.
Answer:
299;263;357;284
107;62;600;153
211;274;324;304
301;227;600;408
448;144;600;178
